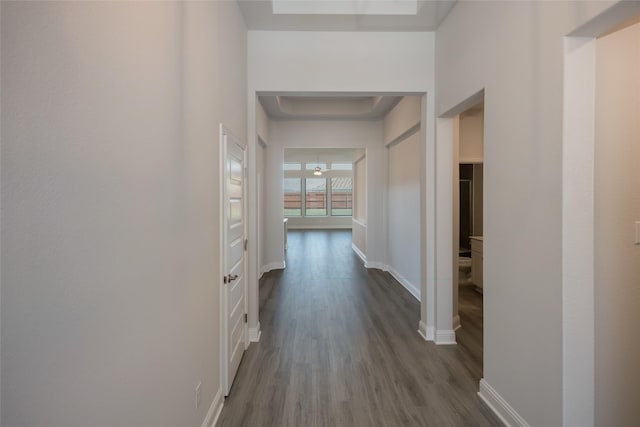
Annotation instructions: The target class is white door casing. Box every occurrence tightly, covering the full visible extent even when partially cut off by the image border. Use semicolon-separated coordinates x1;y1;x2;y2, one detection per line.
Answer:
220;124;247;396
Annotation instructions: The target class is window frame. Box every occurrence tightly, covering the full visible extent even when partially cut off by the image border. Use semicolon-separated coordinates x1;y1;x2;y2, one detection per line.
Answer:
283;161;353;219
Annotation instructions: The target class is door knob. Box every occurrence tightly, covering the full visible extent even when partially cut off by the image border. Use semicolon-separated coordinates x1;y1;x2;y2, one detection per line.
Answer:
224;274;238;284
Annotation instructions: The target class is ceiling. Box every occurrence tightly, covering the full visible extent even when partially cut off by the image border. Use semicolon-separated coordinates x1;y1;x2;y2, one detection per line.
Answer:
238;0;457;32
259;94;402;120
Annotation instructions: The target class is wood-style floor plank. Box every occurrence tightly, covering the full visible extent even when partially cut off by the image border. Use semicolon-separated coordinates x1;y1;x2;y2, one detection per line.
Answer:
217;230;499;427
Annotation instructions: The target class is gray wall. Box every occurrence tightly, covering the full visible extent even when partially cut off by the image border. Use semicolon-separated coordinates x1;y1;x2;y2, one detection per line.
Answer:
1;2;247;426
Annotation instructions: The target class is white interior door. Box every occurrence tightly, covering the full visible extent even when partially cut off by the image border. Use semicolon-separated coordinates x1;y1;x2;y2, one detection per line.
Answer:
221;126;247;396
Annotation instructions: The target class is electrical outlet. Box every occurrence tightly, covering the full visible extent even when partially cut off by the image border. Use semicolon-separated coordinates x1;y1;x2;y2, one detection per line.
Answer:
635;221;640;245
195;382;202;409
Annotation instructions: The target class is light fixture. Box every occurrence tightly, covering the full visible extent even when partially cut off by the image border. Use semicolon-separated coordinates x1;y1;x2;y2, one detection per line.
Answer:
313;153;323;175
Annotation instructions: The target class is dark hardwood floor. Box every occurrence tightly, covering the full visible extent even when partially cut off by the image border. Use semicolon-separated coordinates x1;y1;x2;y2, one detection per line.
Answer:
217;230;499;427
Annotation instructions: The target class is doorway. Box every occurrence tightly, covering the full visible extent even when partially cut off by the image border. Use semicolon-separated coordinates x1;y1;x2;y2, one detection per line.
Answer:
563;9;640;425
453;101;484;372
254;93;429;342
592;16;640;425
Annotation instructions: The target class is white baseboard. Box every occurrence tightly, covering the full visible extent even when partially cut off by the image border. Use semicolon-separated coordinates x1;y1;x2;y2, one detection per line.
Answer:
387;266;420;301
453;314;461;331
201;387;224;427
478;379;530;427
249;322;261;342
362;262;420;301
435;329;457;345
418;320;435;341
365;261;387;270
351;243;367;264
263;261;285;273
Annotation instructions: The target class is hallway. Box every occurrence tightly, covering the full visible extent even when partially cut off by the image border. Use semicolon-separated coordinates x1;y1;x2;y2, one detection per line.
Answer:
217;230;499;426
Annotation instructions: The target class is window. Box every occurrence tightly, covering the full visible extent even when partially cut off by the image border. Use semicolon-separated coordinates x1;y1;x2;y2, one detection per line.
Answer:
283;178;302;217
305;178;327;216
331;177;352;216
283;158;353;218
330;162;353;171
283;162;301;171
305;162;327;171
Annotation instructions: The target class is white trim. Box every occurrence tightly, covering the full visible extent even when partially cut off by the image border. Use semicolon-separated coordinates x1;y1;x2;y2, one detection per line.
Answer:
363;261;421;303
263;261;285;272
364;261;387;270
423;93;437;358
434;329;456;345
249;322;261;342
417;320;434;341
478;379;530;427
218;125;228;396
562;36;596;427
201;388;224;427
452;314;461;331
434;116;457;343
387;266;420;301
352;218;367;227
352;243;367;264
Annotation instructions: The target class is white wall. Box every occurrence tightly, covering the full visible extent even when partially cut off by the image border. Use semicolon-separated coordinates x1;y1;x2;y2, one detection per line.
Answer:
257;100;270;144
384;97;422;299
354;156;367;224
459;109;484;163
1;2;246;426
249;31;434;93
383;96;421;145
594;21;640;427
264;120;382;268
472;164;484;237
436;1;620;425
352;155;367;258
257;140;266;277
256;101;268;279
387;132;421;299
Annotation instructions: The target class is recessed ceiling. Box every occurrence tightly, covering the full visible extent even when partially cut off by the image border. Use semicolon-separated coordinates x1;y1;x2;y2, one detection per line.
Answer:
259;94;402;120
238;0;457;32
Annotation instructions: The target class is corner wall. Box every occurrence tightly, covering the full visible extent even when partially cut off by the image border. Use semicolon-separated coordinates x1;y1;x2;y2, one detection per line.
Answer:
1;2;247;426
